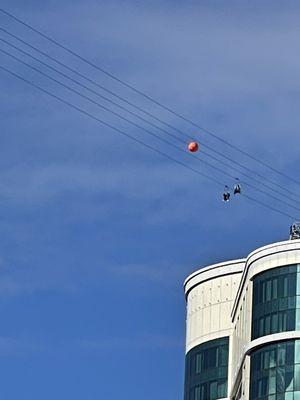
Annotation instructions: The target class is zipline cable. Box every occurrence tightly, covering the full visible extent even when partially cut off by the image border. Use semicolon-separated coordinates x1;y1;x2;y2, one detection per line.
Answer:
0;29;299;204
1;7;299;187
2;37;299;206
2;47;300;214
0;63;296;220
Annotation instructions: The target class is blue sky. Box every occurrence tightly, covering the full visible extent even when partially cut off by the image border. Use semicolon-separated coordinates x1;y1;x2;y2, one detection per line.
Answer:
0;1;300;399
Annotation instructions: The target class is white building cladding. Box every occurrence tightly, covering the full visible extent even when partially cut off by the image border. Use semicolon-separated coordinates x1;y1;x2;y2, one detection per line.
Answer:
183;239;300;400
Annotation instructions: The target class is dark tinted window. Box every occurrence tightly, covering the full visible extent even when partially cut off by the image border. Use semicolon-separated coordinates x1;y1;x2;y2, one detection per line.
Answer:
250;340;300;399
184;337;229;400
252;265;300;339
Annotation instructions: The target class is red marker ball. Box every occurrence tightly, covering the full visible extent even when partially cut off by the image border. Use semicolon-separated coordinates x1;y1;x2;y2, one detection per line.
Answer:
188;141;199;152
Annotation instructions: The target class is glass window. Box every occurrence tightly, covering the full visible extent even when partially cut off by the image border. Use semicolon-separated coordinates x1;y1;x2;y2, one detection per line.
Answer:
266;280;272;302
184;337;229;400
278;344;286;366
297;272;300;295
295;365;300;391
296;341;300;364
218;345;228;367
265;315;271;335
270;350;276;368
269;369;276;394
263;350;270;370
285;366;294;392
290;276;297;296
277;366;285;393
196;353;202;373
210;381;218;399
260;282;265;303
206;347;217;369
258;377;267;396
272;313;278;333
286;342;295;365
259;317;265;336
250;340;300;400
252;265;300;339
273;278;278;299
284;276;289;297
295;392;300;400
194;386;201;400
217;380;227;398
285;392;294;400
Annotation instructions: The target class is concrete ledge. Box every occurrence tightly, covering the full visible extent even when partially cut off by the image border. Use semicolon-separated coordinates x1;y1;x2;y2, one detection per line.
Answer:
184;259;245;299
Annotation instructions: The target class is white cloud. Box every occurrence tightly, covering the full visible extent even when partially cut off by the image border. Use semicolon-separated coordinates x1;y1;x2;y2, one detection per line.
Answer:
77;333;183;352
0;336;45;356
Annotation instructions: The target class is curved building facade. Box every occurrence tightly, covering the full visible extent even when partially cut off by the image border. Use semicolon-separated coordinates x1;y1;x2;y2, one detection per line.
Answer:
184;259;245;400
183;239;300;400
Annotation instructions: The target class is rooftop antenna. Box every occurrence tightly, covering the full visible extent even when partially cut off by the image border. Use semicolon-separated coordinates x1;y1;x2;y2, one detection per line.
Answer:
290;222;300;240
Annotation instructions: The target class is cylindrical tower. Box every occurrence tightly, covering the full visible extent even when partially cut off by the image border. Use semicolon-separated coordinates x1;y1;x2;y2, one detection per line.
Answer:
183;239;300;400
231;239;300;400
183;259;245;400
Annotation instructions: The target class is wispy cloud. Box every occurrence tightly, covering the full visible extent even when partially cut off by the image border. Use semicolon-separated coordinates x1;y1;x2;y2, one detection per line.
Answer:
77;333;183;352
0;336;45;356
112;261;187;286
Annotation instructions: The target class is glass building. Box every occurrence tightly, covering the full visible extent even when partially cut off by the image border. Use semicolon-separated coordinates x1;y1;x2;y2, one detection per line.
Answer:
183;239;300;400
